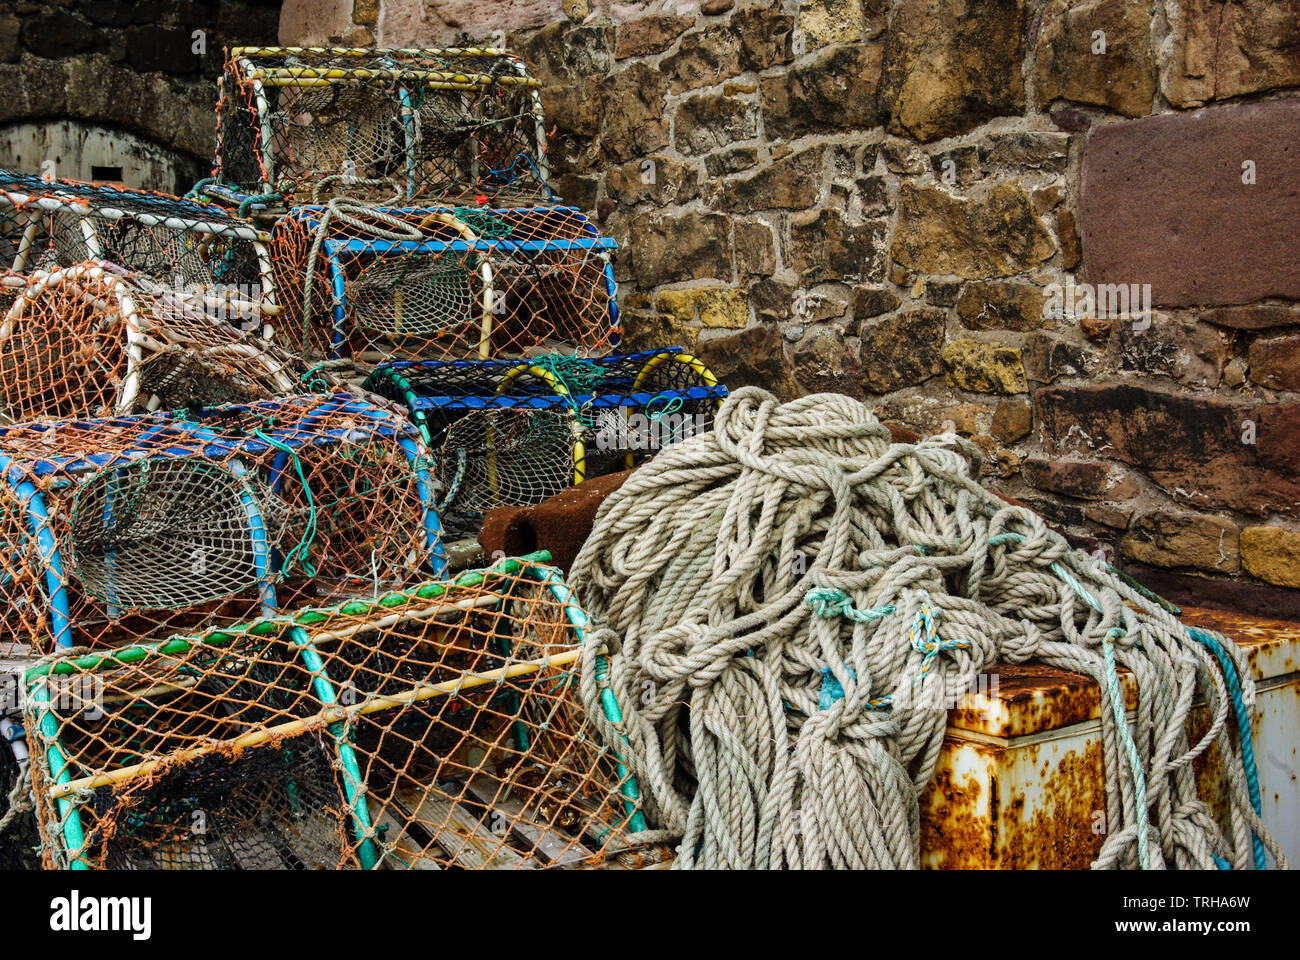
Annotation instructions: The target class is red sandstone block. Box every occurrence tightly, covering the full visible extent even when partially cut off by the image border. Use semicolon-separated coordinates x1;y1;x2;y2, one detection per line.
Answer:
1081;100;1300;307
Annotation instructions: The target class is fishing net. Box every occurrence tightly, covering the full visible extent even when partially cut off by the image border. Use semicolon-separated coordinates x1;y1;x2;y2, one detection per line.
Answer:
270;203;619;366
0;171;275;327
0;392;445;660
435;409;575;516
23;555;656;870
365;349;728;513
0;262;303;423
213;47;550;206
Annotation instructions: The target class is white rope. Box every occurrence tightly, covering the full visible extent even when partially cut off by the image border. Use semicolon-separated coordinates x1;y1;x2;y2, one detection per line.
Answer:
300;186;423;348
572;387;1287;870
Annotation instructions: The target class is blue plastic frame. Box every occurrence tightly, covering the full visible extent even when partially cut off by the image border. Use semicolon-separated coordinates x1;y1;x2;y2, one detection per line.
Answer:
283;204;620;360
0;393;447;650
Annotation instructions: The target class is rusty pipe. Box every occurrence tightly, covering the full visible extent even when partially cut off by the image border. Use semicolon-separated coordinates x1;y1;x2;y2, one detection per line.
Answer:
478;469;634;574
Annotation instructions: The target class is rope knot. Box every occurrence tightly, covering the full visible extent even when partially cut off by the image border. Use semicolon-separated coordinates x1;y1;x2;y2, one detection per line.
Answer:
907;591;970;681
803;586;851;619
802;587;895;624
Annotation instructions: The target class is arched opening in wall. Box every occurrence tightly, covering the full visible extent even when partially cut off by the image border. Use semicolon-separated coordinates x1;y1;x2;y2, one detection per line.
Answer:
0;121;206;195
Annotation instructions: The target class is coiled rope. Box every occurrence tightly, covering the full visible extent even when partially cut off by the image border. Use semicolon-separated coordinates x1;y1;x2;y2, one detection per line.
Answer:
571;387;1287;870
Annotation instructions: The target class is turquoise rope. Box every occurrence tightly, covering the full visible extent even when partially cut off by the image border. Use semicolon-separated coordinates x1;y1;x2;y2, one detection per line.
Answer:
300;364;333;394
803;587;897;709
646;393;683;421
1187;626;1267;869
184;177;216;200
252;428;319;578
529;353;607;426
803;587;894;624
235;191;282;218
993;531;1271;867
1099;625;1152;870
989;533;1153;867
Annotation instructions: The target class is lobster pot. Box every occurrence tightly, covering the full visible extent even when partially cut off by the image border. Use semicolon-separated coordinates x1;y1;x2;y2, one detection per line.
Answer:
23;633;357;870
365;348;728;513
214;47;549;206
23;556;653;870
0;262;302;423
0;392;445;660
0;171;275;328
270;204;619;365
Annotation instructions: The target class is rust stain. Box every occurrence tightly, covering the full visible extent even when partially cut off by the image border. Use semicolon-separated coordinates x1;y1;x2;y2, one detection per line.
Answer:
1000;739;1107;869
947;606;1298;739
922;736;1110;869
948;664;1138;738
921;605;1299;867
918;741;994;869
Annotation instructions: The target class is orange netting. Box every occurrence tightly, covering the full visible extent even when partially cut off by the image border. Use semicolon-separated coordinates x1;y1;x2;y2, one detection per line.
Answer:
0;392;444;659
214;47;551;206
0;262;303;423
268;203;619;366
0;170;274;318
23;559;657;870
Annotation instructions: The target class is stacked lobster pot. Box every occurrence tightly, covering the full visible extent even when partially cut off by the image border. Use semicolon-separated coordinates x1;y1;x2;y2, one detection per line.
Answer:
0;45;696;871
364;348;728;515
204;46;726;528
0;172;305;423
21;554;657;870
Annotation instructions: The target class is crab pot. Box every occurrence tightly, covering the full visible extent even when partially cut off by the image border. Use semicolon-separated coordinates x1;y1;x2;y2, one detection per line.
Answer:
0;392;446;660
22;630;360;870
0;262;302;423
270;204;619;366
22;554;652;870
0;171;275;329
365;348;728;513
213;47;549;206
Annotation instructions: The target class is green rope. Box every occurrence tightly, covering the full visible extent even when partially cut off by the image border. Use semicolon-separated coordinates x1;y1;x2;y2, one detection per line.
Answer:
646;394;683;421
300;362;338;394
1101;625;1152;870
803;587;895;624
993;532;1154;868
237;192;283;218
252;427;319;579
528;353;607;426
452;206;512;238
185;178;216;201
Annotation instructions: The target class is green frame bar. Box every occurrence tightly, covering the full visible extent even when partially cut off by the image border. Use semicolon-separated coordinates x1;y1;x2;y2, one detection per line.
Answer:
23;550;650;867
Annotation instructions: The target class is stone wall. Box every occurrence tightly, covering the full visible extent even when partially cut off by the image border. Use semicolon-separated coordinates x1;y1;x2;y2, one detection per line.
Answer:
292;0;1300;608
1;1;283;191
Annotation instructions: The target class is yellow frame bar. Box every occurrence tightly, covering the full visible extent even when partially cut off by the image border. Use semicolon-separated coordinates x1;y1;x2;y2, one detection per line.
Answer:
623;351;721;468
495;363;586;484
248;67;540;88
47;647;582;800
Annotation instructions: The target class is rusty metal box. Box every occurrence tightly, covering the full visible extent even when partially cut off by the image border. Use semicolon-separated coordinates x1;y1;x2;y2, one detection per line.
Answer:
920;606;1299;868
